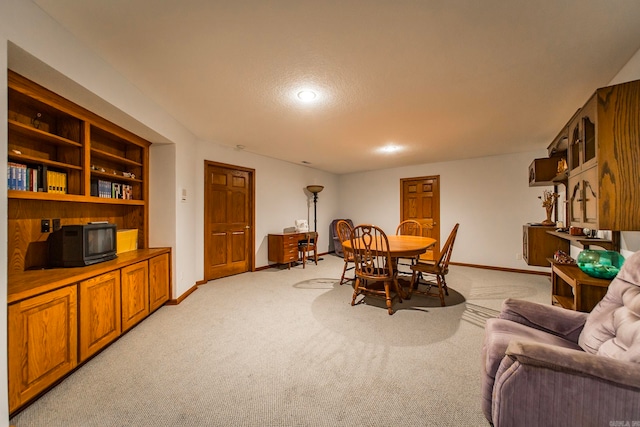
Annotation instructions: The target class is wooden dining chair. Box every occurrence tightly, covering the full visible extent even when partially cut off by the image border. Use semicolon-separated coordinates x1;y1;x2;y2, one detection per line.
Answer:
298;231;318;268
335;220;355;285
350;224;403;315
395;219;424;275
395;219;423;236
408;223;459;306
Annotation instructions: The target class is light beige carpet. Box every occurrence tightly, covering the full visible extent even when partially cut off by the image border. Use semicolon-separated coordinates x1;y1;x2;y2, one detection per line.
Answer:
10;255;551;426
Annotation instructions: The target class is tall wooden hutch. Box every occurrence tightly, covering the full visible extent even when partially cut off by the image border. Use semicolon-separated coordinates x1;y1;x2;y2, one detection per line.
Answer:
525;79;640;311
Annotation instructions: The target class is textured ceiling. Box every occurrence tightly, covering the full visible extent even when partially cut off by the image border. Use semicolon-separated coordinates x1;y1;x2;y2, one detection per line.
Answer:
32;0;640;174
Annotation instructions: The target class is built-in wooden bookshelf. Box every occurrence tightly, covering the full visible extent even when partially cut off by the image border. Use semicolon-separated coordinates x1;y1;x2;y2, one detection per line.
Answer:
6;71;171;415
7;70;150;272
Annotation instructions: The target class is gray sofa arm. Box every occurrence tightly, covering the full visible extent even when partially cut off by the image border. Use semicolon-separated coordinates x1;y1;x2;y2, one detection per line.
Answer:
499;298;588;343
492;341;640;426
506;341;640;388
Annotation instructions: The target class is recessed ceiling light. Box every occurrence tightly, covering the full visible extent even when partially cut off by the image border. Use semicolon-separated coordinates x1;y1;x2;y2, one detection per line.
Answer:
297;90;317;102
378;144;403;154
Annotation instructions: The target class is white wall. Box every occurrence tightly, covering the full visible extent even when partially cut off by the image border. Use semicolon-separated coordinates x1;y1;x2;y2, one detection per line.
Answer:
338;150;552;271
149;143;179;296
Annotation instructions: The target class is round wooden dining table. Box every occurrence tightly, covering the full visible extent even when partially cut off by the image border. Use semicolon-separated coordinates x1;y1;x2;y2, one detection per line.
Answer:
341;234;436;258
342;234;436;299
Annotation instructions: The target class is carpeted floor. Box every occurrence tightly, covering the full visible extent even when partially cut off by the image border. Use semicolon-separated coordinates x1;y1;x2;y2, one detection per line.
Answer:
10;255;551;427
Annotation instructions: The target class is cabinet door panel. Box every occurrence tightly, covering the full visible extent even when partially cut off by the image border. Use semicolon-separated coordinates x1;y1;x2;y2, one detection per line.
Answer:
582;166;598;227
581;94;598;171
149;253;170;312
568;115;582;173
8;286;77;413
568;175;583;226
79;271;121;361
121;261;149;332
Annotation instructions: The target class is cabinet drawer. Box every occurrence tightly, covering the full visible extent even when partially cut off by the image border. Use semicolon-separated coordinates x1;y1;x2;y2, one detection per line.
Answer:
283;246;298;256
283;235;301;245
283;253;298;262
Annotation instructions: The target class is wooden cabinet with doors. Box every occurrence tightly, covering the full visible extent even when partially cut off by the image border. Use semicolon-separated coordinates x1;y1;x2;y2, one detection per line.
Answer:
6;65;170;415
530;79;640;234
8;248;170;415
567;93;598;176
121;261;150;332
528;157;563;186
79;271;122;362
567;80;640;231
8;285;78;413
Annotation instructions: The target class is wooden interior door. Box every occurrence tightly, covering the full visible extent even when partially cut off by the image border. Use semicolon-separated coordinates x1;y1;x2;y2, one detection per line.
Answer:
204;161;254;281
401;175;440;261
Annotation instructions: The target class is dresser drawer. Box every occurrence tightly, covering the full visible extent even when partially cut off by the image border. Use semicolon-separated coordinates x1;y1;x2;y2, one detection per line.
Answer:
283;246;298;257
283;234;301;245
283;252;298;262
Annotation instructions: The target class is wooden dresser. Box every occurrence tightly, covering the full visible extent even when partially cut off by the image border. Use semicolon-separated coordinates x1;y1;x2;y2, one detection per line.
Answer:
268;232;306;268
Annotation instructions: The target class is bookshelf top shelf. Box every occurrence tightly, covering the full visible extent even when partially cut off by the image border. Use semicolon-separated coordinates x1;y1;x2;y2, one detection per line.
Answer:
91;147;143;167
9;120;82;148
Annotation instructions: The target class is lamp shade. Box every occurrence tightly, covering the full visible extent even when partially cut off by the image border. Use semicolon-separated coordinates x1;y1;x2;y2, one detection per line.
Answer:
306;185;324;194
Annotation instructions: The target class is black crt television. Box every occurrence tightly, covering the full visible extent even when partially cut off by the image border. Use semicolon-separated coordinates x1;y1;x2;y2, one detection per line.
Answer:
48;223;118;267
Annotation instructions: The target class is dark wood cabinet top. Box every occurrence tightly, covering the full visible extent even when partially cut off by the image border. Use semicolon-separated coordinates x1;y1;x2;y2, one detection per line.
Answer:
8;247;170;304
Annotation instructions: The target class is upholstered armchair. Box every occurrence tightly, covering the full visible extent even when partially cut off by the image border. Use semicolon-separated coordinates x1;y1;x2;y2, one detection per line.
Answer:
481;250;640;426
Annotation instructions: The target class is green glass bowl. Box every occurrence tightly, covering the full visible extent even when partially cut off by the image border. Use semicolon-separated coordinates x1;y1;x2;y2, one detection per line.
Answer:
577;249;625;279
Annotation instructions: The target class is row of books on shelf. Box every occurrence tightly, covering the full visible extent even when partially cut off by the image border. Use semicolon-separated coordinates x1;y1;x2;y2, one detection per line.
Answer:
91;179;134;199
7;162;67;193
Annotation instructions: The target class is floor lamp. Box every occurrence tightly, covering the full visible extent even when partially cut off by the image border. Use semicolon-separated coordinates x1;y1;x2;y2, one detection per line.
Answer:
306;185;324;232
306;185;324;261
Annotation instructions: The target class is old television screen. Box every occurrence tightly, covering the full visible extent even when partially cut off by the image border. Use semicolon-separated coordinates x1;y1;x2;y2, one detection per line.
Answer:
87;226;115;257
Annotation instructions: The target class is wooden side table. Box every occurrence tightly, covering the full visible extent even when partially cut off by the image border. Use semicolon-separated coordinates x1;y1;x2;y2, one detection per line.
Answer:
549;259;612;312
268;233;305;269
